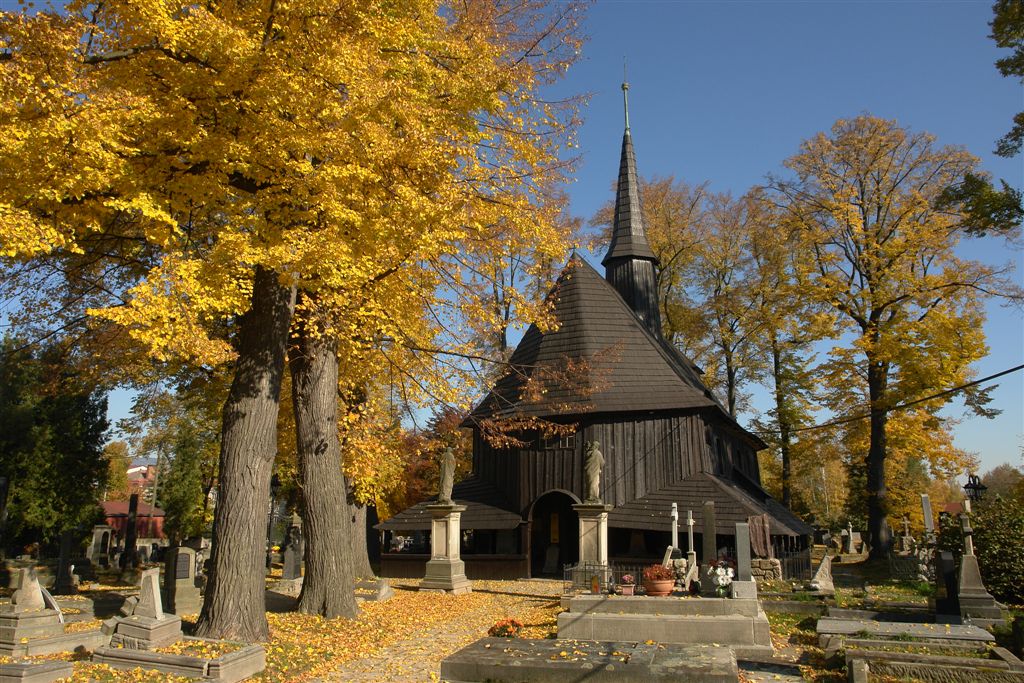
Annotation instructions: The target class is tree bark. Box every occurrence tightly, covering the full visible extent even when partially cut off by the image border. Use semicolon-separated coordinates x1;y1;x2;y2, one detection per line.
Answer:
347;497;376;579
290;313;358;619
196;266;295;642
866;354;892;559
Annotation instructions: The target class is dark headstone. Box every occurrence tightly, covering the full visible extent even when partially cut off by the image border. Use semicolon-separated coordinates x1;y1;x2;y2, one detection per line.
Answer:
934;551;960;620
52;530;77;595
123;494;139;570
281;524;303;581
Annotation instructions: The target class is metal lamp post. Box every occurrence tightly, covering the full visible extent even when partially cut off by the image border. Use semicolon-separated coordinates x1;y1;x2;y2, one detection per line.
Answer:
963;474;987;504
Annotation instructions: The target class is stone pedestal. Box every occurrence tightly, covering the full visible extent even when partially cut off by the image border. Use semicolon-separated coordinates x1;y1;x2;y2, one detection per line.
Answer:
420;504;471;595
959;554;1006;626
104;568;182;649
573;503;612;567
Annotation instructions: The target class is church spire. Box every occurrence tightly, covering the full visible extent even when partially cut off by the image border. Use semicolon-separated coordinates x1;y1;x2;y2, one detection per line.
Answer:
603;80;662;337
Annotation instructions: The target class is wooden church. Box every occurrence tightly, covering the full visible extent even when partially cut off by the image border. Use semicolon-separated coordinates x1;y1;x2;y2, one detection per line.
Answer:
380;87;810;579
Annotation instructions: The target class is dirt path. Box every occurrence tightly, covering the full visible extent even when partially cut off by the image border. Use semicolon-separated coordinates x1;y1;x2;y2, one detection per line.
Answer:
319;580;563;683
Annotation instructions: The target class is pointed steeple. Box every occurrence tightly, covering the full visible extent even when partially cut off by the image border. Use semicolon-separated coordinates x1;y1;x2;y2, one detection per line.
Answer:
603;81;662;336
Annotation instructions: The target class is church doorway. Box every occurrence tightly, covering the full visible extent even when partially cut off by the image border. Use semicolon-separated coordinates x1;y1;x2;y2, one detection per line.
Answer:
529;491;579;577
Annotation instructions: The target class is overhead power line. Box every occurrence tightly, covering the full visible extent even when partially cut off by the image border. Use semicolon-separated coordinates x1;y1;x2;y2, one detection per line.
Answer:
784;363;1024;435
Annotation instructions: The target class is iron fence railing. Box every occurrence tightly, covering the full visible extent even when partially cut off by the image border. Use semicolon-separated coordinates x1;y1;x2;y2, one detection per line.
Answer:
778;547;812;581
562;562;656;595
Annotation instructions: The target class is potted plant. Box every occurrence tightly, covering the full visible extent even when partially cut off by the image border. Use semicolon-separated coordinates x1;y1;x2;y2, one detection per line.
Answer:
642;564;675;596
619;573;636;596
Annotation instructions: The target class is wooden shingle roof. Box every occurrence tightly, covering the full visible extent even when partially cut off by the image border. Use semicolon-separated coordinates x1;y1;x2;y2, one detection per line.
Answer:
376;476;521;531
468;257;719;420
607;471;812;537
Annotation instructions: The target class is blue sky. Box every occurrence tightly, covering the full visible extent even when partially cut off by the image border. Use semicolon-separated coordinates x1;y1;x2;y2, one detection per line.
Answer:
561;1;1023;474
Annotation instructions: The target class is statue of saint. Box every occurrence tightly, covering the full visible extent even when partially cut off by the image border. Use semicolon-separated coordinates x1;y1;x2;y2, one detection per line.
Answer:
584;440;604;503
438;447;455;505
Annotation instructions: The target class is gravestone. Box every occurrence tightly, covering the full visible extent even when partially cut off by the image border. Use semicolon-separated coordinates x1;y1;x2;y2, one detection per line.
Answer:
123;494;139;571
701;500;717;596
957;513;1006;626
806;554;835;596
162;546;202;615
730;522;757;599
6;568;46;612
921;494;935;539
281;521;303;581
87;524;110;566
104;568;182;649
933;550;960;622
0;569;64;654
683;509;698;591
52;530;78;595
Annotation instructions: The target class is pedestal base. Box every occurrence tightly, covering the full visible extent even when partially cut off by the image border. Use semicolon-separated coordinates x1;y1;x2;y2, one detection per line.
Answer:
106;614;183;650
958;554;1006;626
730;580;757;599
420;559;472;595
573;504;612;566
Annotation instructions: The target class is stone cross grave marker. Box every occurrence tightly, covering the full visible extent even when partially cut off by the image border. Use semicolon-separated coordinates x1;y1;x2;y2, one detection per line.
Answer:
670;503;678;551
683;509;698;591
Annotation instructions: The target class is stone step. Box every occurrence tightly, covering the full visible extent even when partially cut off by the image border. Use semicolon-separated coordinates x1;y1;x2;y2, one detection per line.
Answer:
565;594;761;618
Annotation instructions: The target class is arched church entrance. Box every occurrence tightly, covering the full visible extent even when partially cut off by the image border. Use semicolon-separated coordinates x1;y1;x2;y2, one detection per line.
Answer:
529;490;579;577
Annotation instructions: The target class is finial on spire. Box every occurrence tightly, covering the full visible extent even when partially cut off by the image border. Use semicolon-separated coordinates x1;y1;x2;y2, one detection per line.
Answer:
622;58;630;131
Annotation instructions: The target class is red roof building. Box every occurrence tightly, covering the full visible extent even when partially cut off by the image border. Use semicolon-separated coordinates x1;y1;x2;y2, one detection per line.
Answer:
101;500;166;539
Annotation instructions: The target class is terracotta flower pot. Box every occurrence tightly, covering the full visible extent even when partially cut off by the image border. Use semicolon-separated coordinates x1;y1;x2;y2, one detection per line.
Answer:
643;578;674;596
620;584;635;596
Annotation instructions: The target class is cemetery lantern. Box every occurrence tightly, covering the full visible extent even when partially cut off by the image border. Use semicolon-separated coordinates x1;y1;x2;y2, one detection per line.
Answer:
963;474;987;503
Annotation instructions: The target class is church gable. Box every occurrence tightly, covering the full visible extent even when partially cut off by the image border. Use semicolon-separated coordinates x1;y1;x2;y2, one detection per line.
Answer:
468;257;717;421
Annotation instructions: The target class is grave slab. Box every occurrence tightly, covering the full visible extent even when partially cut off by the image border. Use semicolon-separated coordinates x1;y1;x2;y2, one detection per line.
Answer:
816;617;993;642
0;660;74;683
439;637;738;683
92;638;266;682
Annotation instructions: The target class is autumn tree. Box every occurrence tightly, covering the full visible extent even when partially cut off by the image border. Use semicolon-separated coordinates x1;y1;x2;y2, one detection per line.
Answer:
770;115;1022;556
2;0;583;639
102;441;132;502
980;463;1023;498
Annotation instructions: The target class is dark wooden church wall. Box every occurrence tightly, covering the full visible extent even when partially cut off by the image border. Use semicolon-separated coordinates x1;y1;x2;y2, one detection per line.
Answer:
472;410;731;513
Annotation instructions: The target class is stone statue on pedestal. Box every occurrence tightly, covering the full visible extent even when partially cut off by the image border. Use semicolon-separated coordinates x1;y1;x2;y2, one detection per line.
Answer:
438;447;455;505
584;441;604;503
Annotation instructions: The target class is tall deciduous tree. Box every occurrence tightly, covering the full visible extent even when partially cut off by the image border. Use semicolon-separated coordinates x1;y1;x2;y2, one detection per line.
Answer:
2;0;583;640
771;115;1022;557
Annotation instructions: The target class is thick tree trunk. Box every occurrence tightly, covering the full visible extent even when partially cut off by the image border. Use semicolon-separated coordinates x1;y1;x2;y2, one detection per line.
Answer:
290;315;358;619
771;340;792;508
196;266;295;642
347;497;375;580
866;356;891;559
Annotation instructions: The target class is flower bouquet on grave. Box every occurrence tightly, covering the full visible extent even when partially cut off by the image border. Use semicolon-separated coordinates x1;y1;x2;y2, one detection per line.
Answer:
619;574;636;595
487;618;523;637
642;564;675;596
707;560;734;597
